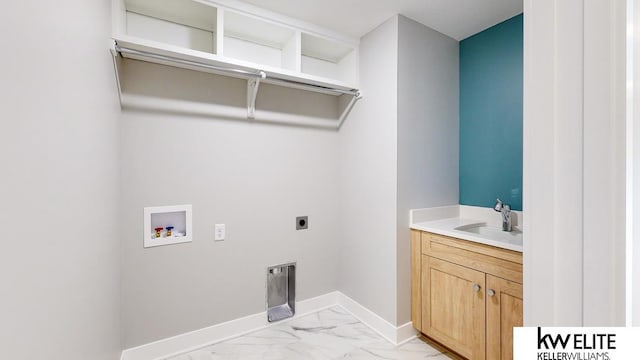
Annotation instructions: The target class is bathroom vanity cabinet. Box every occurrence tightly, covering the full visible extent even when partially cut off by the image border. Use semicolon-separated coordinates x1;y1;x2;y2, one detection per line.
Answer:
411;230;523;360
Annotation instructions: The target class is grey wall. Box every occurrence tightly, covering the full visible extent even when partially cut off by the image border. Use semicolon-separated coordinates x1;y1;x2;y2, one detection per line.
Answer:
120;15;459;339
396;16;460;324
0;0;121;359
338;16;400;325
634;0;640;327
0;6;460;352
119;60;343;347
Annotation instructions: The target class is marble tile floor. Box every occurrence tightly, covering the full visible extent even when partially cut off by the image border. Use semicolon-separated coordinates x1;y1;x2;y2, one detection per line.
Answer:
168;306;452;360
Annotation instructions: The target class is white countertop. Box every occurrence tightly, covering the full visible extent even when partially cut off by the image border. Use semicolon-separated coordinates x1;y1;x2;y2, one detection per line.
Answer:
410;206;523;252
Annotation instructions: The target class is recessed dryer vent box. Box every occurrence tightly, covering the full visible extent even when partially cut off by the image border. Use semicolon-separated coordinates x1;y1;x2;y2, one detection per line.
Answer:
266;262;296;322
143;204;192;248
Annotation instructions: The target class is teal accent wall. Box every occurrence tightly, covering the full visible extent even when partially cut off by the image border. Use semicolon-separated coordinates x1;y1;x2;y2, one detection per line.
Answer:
459;14;523;211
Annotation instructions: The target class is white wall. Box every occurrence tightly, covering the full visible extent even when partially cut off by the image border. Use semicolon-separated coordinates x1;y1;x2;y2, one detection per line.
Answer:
582;0;626;326
523;0;626;326
338;16;400;325
0;0;122;359
632;0;640;327
396;16;459;325
119;60;343;347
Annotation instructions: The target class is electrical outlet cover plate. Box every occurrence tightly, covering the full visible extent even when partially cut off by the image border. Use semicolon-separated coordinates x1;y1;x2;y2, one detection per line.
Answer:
215;224;225;241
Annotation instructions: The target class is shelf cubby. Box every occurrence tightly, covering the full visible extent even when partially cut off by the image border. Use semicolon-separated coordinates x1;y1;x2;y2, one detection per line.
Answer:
221;9;299;72
123;0;217;54
301;33;357;85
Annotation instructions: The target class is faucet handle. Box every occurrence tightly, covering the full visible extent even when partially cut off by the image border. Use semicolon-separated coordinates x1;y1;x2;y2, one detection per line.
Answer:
494;198;504;212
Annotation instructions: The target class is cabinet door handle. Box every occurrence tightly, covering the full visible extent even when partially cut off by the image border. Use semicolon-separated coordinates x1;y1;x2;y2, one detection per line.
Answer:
473;284;481;292
487;289;496;297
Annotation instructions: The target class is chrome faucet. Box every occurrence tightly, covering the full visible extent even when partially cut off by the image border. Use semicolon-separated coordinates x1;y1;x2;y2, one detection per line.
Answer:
493;198;512;232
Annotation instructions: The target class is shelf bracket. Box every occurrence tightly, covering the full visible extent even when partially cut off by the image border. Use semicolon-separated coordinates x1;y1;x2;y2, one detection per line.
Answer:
109;40;123;106
336;90;363;129
247;71;266;119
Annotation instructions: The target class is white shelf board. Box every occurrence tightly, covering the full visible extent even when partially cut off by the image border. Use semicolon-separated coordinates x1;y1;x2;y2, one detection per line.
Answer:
125;0;217;32
218;55;358;92
116;36;255;79
260;68;357;93
115;36;358;92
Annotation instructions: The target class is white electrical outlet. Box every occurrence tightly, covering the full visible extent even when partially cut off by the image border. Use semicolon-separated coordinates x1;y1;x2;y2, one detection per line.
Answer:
214;224;225;241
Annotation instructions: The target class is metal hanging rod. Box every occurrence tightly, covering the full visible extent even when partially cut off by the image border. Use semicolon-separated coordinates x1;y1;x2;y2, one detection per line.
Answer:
114;44;361;98
114;45;264;78
264;77;360;97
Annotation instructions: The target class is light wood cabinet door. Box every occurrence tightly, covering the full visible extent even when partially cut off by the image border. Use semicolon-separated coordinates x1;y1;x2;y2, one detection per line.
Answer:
486;275;523;360
422;256;486;360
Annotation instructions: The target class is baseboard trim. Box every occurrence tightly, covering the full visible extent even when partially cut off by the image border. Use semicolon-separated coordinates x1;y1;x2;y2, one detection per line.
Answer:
335;292;417;344
396;322;419;345
120;291;416;360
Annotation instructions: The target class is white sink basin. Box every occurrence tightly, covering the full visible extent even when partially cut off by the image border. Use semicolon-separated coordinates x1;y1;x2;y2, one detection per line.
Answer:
454;223;523;246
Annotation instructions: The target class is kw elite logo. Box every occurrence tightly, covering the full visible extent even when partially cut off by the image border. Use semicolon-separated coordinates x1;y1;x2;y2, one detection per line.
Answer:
536;328;616;360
